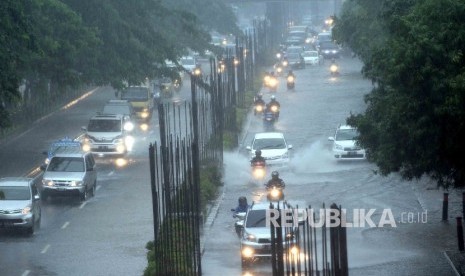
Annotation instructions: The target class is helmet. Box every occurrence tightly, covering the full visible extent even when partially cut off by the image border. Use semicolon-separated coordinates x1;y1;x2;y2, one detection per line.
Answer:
238;196;247;206
271;95;276;100
255;150;262;157
256;93;263;99
271;171;279;178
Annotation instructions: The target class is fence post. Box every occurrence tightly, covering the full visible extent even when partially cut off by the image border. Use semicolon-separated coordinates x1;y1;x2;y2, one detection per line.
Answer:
442;193;449;221
457;217;464;252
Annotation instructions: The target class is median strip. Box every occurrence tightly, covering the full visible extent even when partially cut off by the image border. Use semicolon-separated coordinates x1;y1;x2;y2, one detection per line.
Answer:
41;244;50;254
61;222;70;229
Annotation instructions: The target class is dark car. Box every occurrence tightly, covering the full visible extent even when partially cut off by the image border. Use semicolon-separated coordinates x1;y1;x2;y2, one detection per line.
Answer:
285;52;305;69
319;41;340;59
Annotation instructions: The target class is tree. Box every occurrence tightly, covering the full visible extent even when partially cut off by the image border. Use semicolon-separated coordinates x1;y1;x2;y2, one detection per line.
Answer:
340;0;465;188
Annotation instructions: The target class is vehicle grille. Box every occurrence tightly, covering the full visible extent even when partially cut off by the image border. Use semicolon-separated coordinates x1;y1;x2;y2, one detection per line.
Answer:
341;154;364;158
0;209;21;214
0;218;22;223
54;180;72;187
264;156;280;160
344;147;361;151
258;238;271;244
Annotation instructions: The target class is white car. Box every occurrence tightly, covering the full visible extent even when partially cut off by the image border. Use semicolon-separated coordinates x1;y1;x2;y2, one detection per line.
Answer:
328;125;366;160
302;50;320;65
247;132;292;167
180;56;197;72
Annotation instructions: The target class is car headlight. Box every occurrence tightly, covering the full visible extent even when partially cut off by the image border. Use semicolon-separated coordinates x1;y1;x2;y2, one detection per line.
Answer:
124;121;134;131
242;247;254;258
43;180;54;186
22;206;31;215
116;144;126;153
82;143;91;152
324;50;330;54
243;232;256;242
335;144;343;150
70;180;83;187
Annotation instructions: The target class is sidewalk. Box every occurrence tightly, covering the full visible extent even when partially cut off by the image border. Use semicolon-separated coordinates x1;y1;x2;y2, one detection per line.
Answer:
411;177;465;275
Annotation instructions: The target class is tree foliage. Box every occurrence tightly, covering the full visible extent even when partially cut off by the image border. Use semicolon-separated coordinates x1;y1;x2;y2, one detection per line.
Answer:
0;0;238;129
335;0;465;188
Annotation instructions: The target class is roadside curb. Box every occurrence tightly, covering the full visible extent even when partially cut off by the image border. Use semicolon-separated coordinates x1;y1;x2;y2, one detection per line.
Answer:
201;105;254;255
201;190;225;255
444;251;464;276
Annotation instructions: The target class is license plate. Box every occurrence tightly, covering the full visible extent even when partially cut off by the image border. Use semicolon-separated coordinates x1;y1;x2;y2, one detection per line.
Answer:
57;188;66;191
348;151;357;155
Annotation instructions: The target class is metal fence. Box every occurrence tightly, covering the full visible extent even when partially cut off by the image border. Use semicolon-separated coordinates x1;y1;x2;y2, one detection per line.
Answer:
269;202;349;276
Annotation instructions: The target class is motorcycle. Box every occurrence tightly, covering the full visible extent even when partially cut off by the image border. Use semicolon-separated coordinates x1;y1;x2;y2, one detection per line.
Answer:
275;64;284;77
269;104;280;119
231;209;246;238
330;63;339;76
263;110;276;131
251;161;266;181
286;75;295;90
266;184;285;202
268;76;278;92
254;102;266;115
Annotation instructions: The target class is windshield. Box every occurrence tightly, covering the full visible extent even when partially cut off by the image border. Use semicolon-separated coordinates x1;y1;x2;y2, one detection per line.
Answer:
181;58;195;65
121;87;148;101
245;210;267;228
336;129;359;141
48;157;84;172
103;105;131;116
303;52;318;57
253;138;286;150
88;119;121;132
0;186;31;200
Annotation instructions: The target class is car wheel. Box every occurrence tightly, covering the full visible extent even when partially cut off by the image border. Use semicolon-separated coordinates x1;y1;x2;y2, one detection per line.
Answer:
80;187;88;202
25;219;34;236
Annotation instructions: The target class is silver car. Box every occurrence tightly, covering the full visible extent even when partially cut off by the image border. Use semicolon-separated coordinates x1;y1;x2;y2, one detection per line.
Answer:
0;177;41;235
41;148;97;201
239;202;299;267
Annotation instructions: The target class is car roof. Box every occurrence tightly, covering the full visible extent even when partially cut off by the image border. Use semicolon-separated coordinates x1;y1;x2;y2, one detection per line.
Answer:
52;147;87;157
0;177;33;187
90;114;123;120
338;125;356;130
254;132;285;139
105;100;130;105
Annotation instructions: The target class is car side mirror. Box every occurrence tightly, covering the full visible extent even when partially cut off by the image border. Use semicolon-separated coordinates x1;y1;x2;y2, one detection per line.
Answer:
246;146;251;151
34;194;40;201
328;137;335;141
40;165;47;171
288;145;293;149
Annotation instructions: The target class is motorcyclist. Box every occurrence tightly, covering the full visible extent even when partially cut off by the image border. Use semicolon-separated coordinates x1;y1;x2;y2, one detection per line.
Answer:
287;70;295;80
265;171;285;189
250;150;266;167
232;196;249;215
254;93;265;106
267;95;281;118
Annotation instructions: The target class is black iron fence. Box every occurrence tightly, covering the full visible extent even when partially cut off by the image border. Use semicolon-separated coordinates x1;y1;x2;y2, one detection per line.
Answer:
269;202;349;276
